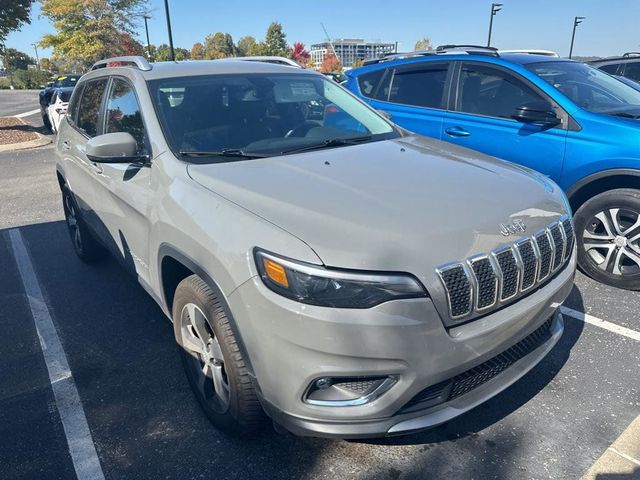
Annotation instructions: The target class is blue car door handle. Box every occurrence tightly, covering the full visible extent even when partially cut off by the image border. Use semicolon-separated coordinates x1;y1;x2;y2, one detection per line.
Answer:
445;127;471;137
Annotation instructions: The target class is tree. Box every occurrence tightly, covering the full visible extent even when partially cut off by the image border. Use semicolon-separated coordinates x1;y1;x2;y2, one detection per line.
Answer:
191;42;204;60
204;32;236;59
319;51;342;73
263;22;287;56
0;0;33;43
39;57;57;73
414;37;433;51
116;33;145;56
40;0;148;68
5;48;36;70
290;42;309;65
154;44;172;62
237;35;262;56
174;47;190;61
14;68;50;88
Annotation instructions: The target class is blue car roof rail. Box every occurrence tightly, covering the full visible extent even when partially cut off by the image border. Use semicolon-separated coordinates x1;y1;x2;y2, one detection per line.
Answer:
623;52;640;58
91;56;153;71
362;44;500;66
436;44;499;56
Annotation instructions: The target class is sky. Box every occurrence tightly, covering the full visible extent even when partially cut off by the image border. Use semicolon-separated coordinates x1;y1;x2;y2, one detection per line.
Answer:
5;0;640;61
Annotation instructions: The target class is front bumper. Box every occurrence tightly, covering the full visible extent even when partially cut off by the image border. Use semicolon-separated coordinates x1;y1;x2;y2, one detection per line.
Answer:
227;252;575;439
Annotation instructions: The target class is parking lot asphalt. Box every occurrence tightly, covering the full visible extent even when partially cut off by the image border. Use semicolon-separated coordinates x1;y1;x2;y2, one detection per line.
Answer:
0;119;638;479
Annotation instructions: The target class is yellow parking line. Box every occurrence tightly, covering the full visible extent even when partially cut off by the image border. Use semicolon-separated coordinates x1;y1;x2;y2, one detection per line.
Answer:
581;416;640;479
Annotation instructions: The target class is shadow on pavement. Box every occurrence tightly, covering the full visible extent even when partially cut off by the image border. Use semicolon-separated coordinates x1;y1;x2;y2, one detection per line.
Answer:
5;219;588;479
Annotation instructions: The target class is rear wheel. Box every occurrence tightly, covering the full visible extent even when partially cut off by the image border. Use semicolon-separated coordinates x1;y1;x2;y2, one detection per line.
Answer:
172;275;266;435
61;187;105;263
574;188;640;290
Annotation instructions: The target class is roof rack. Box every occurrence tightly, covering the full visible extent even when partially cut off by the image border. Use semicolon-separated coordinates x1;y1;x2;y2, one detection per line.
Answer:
91;56;152;71
498;49;559;57
227;56;302;68
436;44;499;56
362;50;436;66
623;52;640;58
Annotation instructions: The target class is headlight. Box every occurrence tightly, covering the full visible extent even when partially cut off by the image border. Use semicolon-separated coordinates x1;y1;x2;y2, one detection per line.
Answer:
254;249;428;308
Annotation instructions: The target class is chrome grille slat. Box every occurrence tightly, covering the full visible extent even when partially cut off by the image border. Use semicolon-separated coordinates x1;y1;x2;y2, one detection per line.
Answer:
437;217;573;322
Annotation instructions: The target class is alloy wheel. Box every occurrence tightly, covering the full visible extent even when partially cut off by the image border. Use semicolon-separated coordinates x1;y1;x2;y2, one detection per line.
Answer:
64;192;83;254
180;303;230;413
583;208;640;276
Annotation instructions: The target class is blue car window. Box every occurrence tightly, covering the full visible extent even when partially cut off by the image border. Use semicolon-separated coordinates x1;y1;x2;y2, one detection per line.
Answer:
624;63;640;82
388;63;448;109
357;69;389;101
457;63;543;119
599;63;622;75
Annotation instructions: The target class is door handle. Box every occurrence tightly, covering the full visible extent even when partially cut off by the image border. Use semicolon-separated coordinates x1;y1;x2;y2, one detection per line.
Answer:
445;127;471;137
62;140;71;150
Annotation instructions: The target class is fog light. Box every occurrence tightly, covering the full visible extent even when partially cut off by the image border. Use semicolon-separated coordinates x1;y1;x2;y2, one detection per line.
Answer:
304;376;397;407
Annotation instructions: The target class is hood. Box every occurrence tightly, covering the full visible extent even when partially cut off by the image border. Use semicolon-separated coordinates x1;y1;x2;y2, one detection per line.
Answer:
187;135;568;287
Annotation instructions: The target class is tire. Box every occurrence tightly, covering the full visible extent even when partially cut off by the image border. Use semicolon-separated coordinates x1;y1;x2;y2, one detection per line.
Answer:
172;275;266;435
61;186;106;263
574;188;640;290
42;114;52;133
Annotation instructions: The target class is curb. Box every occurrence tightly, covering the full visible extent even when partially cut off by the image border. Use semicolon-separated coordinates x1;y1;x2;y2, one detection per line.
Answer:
0;116;52;153
582;415;640;479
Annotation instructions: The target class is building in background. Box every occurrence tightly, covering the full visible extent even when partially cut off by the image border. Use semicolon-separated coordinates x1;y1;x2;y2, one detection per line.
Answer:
310;39;396;69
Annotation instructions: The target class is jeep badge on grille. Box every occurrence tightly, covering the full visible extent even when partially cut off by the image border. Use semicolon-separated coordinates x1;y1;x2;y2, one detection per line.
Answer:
500;219;527;237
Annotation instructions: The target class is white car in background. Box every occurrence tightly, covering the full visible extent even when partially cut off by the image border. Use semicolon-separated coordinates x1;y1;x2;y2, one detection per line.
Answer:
46;87;75;133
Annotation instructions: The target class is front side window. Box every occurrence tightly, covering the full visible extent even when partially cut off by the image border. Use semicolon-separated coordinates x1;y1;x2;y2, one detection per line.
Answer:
457;63;544;119
527;61;640;115
598;63;622;75
148;73;398;159
624;62;640;82
76;79;108;137
387;63;448;108
105;78;146;152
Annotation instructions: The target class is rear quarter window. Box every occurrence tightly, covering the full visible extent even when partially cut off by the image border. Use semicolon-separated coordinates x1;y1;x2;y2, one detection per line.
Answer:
357;69;389;101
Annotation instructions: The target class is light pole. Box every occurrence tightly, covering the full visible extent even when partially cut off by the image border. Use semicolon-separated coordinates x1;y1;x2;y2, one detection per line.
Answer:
569;16;585;59
487;3;503;47
142;15;152;61
31;43;40;70
163;0;175;61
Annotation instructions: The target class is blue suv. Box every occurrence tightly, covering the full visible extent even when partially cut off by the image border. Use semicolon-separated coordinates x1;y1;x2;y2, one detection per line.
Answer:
345;45;640;290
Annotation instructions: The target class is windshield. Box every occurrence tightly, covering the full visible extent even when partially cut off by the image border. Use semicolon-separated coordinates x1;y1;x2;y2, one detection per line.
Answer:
148;73;398;159
527;61;640;114
53;75;80;88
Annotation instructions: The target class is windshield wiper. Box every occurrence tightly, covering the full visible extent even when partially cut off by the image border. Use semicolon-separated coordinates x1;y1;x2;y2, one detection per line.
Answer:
279;135;373;155
607;111;640;119
179;148;269;159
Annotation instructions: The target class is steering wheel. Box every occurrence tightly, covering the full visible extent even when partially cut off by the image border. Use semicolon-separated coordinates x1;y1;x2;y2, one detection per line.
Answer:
284;122;317;138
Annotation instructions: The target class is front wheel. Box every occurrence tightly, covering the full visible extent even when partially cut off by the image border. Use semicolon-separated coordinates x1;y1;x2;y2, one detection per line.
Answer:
574;188;640;290
172;275;266;435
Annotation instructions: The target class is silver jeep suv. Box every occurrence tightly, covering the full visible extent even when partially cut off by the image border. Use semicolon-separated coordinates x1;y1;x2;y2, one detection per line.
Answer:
55;56;576;438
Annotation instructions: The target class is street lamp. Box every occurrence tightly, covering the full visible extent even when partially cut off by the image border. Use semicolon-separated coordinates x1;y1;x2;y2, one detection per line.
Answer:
142;15;152;61
163;0;175;61
487;3;503;47
31;43;40;70
569;16;585;59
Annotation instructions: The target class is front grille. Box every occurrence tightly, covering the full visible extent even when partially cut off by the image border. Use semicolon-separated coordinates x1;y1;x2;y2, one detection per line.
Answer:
401;317;554;413
436;216;573;322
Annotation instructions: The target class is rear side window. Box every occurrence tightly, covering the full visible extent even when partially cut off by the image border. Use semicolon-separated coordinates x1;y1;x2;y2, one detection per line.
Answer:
624;62;640;81
105;78;146;153
599;63;622;75
357;69;388;100
456;63;543;119
76;79;108;137
387;63;448;108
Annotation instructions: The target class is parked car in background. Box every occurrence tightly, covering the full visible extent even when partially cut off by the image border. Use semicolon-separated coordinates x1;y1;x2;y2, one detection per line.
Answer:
323;72;348;84
346;45;640;290
46;87;74;134
55;55;575;439
39;74;82;130
590;53;640;82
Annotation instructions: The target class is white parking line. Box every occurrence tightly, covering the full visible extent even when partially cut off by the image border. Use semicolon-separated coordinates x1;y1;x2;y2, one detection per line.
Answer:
14;108;41;118
7;229;105;480
561;306;640;341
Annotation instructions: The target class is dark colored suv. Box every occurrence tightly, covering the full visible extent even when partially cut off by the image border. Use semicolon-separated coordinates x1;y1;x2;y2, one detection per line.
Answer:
590;53;640;83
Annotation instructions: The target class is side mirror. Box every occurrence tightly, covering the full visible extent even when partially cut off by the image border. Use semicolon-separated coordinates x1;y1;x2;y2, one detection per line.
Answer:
512;101;561;126
86;132;148;164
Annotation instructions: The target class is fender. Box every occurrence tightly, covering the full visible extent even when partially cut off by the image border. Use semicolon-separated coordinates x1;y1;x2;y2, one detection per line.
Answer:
566;168;640;200
157;243;258;380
